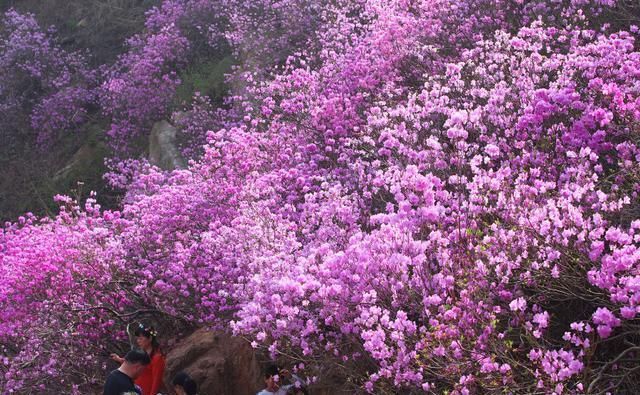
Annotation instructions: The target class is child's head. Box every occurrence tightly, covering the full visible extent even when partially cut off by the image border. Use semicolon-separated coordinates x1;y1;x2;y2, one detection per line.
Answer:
172;371;197;395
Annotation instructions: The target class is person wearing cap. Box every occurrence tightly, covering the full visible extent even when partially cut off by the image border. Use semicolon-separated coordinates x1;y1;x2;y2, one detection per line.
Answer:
111;323;166;395
103;349;150;395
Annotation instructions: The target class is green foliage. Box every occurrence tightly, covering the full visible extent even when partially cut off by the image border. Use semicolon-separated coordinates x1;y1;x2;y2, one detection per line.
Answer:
0;122;115;222
175;55;235;105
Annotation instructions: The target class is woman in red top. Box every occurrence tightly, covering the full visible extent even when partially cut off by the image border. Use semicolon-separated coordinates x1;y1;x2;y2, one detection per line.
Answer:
111;323;166;395
133;323;166;395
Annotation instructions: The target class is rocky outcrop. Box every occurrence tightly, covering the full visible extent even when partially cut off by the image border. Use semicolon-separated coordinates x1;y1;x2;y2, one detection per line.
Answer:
149;120;186;171
163;329;352;394
52;143;97;182
163;329;263;395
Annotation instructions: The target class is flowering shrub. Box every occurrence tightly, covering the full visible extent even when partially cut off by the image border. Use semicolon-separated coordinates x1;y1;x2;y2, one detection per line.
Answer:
0;198;124;393
99;19;190;151
0;9;94;146
2;0;640;394
99;0;338;153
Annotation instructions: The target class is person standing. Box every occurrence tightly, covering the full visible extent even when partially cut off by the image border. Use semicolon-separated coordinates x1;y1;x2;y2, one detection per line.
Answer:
104;349;150;395
111;323;166;395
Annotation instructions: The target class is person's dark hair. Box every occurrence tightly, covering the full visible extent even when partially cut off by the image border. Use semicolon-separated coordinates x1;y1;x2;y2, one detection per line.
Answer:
124;349;151;365
134;322;161;355
264;364;279;379
172;371;190;386
172;371;197;395
286;387;309;395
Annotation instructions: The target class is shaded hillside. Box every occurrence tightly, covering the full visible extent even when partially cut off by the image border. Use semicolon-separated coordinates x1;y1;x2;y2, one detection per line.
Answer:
0;0;159;222
0;0;159;65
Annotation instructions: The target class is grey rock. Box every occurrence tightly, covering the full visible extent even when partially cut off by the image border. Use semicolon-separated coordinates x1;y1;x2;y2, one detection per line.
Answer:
149;120;186;170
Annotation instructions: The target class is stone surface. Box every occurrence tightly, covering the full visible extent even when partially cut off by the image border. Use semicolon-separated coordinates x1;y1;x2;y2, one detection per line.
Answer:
52;143;96;182
149;120;186;171
163;329;263;395
163;329;352;394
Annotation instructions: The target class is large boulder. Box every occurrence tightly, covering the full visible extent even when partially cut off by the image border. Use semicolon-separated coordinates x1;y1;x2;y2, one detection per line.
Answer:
149;120;186;170
163;329;263;395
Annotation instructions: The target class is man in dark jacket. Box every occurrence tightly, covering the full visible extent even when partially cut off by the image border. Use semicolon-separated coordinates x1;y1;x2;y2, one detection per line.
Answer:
104;349;151;395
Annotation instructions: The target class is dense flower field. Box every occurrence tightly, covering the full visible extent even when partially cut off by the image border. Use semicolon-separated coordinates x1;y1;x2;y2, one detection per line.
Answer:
1;0;640;393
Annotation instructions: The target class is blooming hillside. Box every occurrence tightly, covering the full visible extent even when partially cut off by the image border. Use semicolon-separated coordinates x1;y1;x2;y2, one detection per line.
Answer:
1;0;640;393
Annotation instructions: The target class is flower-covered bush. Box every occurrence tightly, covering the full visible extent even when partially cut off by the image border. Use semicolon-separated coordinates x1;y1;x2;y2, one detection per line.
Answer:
2;0;640;394
0;198;125;393
98;0;340;154
0;9;94;147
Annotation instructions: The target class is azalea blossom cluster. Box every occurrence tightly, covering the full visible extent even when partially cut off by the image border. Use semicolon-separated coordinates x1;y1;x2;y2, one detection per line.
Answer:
0;10;94;146
99;0;324;152
2;0;640;394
